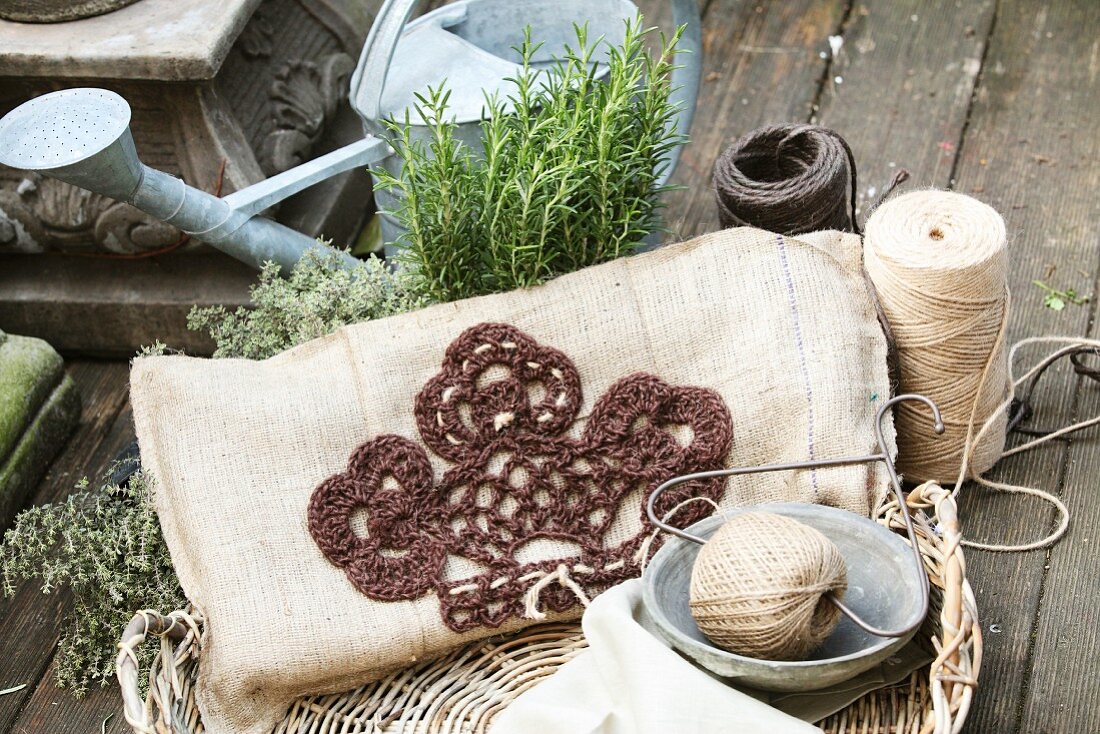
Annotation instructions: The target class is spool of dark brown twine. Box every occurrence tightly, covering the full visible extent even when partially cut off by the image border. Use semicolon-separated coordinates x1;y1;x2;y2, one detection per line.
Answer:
713;124;859;235
712;123;911;394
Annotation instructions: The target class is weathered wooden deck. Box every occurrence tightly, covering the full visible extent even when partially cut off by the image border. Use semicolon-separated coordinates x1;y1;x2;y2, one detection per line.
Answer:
2;0;1098;731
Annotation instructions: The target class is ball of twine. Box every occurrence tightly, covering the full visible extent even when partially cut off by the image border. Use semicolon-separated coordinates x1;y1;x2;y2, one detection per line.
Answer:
712;123;858;235
689;511;847;661
864;190;1009;483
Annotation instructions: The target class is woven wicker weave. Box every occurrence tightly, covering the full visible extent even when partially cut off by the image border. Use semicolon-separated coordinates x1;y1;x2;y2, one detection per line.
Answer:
117;482;979;734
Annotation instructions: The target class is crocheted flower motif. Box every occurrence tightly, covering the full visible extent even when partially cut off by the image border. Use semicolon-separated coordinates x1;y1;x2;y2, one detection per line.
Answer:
309;323;733;631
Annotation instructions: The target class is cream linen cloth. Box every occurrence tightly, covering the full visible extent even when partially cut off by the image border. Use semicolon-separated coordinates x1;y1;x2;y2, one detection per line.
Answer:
492;579;930;733
491;580;818;734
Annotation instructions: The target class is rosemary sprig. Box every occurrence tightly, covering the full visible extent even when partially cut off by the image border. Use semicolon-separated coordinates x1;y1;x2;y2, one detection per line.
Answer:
375;17;685;302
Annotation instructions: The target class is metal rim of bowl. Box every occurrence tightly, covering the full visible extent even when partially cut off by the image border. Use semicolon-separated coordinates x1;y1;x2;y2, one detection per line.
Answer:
641;502;923;670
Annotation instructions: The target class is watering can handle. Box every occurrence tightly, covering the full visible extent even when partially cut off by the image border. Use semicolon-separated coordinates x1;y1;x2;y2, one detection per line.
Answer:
348;0;702;183
349;0;422;125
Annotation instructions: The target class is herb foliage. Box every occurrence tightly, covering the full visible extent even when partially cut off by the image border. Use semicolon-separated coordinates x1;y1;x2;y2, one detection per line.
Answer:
1033;279;1090;312
188;247;426;360
0;469;181;695
376;19;684;301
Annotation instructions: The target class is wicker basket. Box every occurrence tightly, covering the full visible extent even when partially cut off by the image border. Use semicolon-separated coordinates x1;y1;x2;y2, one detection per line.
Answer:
116;482;980;734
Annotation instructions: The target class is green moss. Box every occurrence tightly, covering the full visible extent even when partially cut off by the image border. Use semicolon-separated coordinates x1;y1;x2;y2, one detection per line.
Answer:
0;332;66;462
0;375;81;528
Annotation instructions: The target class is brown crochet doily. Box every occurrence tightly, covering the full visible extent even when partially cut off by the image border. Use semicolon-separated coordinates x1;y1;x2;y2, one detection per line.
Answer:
309;322;733;631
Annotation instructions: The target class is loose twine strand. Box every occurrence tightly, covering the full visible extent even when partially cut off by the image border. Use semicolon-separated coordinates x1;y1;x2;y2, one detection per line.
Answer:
636;496;725;573
522;565;591;621
950;336;1100;551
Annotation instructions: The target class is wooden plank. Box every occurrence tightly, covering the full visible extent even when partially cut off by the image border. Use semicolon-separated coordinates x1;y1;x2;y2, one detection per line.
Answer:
944;0;1100;731
966;1;1100;731
956;448;1068;734
801;3;1067;732
0;362;131;733
812;0;997;207
809;1;1097;730
1020;392;1100;733
8;663;130;734
6;405;140;734
661;0;848;240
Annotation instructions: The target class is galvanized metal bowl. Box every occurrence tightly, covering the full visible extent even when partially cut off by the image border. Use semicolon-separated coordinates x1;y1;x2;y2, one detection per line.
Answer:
642;502;924;692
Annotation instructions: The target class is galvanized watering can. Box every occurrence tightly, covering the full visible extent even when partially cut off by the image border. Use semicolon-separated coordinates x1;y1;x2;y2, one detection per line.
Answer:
0;0;701;273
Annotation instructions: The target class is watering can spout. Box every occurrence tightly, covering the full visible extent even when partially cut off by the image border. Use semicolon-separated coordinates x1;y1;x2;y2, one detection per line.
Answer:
0;88;385;273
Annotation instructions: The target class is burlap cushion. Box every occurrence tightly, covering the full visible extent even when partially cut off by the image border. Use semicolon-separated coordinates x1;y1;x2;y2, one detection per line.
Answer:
130;227;894;734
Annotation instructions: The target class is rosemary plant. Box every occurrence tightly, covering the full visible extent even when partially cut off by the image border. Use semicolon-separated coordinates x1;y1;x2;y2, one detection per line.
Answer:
375;19;685;301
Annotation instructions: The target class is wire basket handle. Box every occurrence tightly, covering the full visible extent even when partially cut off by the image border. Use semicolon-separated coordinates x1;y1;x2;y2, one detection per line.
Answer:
645;393;944;639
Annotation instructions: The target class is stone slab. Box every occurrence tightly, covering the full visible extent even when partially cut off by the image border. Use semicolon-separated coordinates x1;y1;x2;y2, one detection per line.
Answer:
0;330;65;462
0;372;80;530
0;0;262;80
0;252;255;356
0;0;141;24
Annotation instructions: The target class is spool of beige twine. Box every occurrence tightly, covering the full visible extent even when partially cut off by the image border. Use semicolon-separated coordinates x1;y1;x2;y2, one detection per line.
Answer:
689;511;847;661
864;190;1010;484
864;191;1080;552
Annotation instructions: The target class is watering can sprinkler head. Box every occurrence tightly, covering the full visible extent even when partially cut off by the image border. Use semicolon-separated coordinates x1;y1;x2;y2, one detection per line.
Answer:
0;88;384;273
0;89;143;202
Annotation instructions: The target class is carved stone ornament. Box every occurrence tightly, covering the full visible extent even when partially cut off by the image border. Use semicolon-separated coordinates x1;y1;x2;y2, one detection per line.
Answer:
0;175;176;253
261;52;356;176
237;8;275;59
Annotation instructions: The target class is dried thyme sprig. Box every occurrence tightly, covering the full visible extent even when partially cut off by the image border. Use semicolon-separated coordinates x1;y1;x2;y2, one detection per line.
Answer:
0;469;183;695
188;245;426;359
